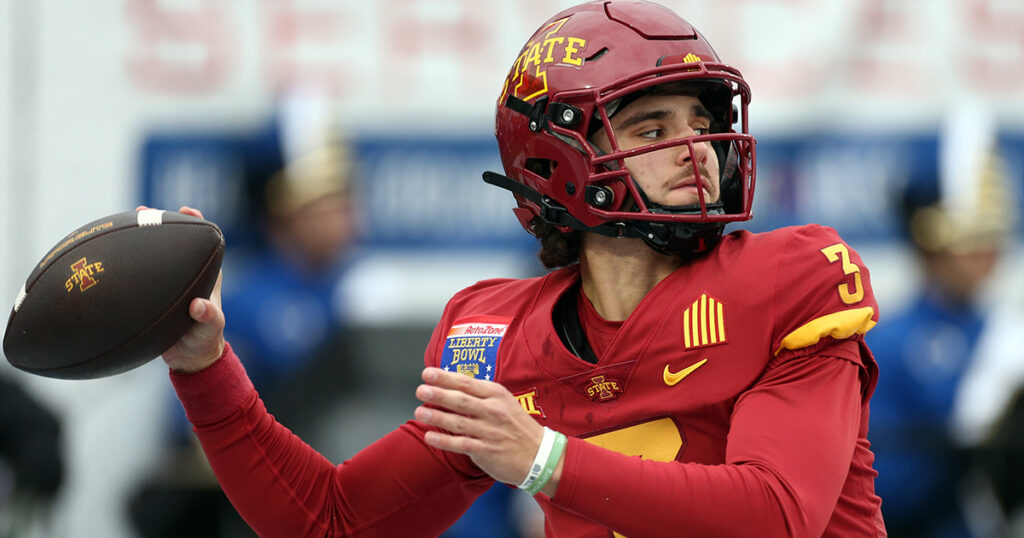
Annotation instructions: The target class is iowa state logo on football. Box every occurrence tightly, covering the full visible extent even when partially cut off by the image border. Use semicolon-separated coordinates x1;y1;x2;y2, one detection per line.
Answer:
65;257;104;292
439;317;512;381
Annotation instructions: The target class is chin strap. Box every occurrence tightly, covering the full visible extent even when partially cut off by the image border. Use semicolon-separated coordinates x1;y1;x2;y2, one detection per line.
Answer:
482;171;642;239
482;170;724;258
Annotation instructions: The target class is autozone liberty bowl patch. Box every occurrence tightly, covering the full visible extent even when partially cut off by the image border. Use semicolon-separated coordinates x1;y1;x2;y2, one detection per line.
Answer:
440;318;510;381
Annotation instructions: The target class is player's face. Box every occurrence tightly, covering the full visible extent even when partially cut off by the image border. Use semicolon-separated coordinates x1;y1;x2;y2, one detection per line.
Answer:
281;192;355;269
591;93;720;207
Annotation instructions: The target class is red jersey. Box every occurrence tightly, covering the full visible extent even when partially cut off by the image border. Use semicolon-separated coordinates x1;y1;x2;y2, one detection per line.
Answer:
172;224;886;537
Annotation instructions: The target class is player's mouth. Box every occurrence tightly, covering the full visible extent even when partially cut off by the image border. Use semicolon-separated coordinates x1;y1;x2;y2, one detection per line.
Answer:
669;174;713;197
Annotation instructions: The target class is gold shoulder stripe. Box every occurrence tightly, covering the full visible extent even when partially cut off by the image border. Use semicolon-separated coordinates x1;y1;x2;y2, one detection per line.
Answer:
774;307;877;356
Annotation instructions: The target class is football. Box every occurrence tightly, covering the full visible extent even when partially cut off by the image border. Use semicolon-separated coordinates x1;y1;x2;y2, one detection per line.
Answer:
3;210;224;379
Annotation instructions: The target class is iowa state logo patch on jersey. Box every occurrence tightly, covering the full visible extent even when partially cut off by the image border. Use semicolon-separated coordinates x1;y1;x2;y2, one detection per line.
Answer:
440;317;511;381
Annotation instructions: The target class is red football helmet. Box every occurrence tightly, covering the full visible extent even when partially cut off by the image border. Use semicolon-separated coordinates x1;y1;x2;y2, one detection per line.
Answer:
485;0;756;257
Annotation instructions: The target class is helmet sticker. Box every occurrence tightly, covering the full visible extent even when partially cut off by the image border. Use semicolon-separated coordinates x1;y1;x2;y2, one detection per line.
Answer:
499;17;587;105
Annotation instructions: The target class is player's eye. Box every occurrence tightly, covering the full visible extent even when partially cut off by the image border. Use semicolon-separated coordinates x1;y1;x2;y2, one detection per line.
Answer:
638;128;664;140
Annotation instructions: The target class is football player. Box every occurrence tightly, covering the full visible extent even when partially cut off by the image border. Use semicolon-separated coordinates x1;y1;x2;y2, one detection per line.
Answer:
162;1;886;536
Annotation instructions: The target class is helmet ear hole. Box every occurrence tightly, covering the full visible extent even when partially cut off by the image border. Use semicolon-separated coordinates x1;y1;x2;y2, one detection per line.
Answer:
525;158;555;179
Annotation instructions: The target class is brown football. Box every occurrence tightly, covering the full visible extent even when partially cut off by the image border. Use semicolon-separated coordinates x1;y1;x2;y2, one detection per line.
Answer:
3;210;224;379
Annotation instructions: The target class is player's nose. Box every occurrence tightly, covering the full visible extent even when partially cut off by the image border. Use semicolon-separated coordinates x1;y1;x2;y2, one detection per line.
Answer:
674;133;708;167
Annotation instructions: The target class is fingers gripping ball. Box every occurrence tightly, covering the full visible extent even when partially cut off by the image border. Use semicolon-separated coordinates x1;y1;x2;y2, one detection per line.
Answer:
3;210;224;379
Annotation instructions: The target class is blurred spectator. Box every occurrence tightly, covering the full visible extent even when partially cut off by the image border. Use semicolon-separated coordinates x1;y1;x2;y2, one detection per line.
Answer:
217;103;541;538
0;374;64;538
868;107;1019;538
221;125;358;411
130;99;361;537
951;249;1024;537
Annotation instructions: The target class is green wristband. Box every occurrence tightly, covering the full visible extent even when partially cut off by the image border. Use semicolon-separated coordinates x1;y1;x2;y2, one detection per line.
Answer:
525;431;567;496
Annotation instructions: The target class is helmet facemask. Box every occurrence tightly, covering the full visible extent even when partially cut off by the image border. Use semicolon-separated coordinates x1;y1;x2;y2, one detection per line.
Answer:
557;65;754;257
487;2;757;262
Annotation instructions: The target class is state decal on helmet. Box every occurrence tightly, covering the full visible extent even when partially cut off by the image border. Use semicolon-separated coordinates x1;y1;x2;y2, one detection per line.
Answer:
484;0;756;258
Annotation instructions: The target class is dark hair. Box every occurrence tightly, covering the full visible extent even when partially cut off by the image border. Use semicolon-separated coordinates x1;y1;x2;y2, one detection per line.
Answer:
531;216;581;269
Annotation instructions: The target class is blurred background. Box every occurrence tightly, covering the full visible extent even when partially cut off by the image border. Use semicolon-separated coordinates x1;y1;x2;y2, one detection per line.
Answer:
1;0;1023;537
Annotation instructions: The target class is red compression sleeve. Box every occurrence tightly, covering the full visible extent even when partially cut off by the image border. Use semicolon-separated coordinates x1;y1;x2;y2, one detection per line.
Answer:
170;343;491;538
550;354;864;538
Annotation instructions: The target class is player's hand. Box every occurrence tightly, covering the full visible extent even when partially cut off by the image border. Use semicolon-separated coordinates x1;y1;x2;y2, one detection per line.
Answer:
414;368;564;497
137;205;227;373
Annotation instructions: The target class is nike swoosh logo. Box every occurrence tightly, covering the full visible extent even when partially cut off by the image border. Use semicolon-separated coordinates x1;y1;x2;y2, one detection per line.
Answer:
663;358;708;386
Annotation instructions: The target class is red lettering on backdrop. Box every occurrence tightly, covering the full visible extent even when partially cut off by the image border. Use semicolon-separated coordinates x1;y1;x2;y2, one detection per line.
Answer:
667;0;828;101
124;0;233;94
259;1;356;97
848;0;929;95
380;0;494;99
962;0;1024;92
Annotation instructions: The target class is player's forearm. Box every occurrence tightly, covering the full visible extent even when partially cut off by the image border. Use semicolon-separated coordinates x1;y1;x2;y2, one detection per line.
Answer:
547;355;864;537
170;343;484;537
195;395;345;535
551;440;799;537
170;342;343;535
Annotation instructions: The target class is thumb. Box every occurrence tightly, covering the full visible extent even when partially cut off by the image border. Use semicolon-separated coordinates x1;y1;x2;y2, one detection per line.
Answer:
189;298;224;330
189;298;210;322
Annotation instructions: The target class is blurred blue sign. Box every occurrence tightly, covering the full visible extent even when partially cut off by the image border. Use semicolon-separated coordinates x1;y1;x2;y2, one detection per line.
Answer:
139;134;256;248
352;136;535;252
140;129;1024;252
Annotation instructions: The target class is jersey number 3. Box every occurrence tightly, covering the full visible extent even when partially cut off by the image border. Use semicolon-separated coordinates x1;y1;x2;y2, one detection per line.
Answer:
820;243;864;304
